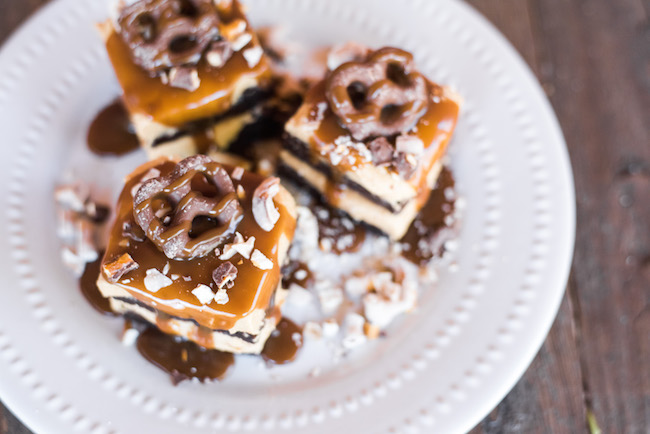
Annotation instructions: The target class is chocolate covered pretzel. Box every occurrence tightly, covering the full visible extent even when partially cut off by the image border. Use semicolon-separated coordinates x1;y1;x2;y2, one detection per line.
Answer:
133;155;243;260
326;47;428;141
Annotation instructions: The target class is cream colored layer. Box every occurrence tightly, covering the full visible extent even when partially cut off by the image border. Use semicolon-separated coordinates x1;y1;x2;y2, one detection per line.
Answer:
284;120;416;210
109;298;279;354
97;274;286;335
98;21;262;155
280;150;442;240
137;111;255;160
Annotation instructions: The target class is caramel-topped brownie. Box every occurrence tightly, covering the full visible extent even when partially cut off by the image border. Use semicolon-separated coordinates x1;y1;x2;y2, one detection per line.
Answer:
98;0;272;158
97;155;296;353
281;44;461;239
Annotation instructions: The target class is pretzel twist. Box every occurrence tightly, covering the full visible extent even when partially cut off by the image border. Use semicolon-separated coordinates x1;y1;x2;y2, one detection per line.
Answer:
133;155;243;260
326;47;429;141
118;0;222;74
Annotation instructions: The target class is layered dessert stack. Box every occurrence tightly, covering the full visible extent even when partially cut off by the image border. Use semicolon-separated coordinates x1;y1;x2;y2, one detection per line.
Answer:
89;0;463;363
281;44;461;239
99;0;273;158
98;155;297;353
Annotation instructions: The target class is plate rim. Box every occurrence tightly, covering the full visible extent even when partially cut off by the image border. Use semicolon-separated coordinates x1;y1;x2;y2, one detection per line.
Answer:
0;0;576;433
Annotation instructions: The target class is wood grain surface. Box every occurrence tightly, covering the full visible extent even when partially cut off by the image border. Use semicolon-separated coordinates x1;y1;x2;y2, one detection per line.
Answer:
0;0;648;433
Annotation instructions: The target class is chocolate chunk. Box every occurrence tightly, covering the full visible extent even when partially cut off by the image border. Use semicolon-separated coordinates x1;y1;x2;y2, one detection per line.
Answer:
103;253;139;283
212;261;238;289
167;66;200;91
86;202;110;224
393;152;417;178
206;40;233;67
368;137;394;165
122;221;146;242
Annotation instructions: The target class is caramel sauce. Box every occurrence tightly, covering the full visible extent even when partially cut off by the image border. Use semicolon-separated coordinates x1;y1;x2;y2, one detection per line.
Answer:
86;99;140;156
401;167;456;265
298;80;459;204
101;159;296;331
313;202;366;254
261;318;303;365
153;313;219;350
79;253;116;316
191;128;217;154
323;180;345;208
104;1;271;127
136;326;234;385
282;261;314;289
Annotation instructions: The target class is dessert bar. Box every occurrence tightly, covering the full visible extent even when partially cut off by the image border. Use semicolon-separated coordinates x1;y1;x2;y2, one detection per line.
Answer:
97;155;297;353
99;0;272;158
281;45;460;239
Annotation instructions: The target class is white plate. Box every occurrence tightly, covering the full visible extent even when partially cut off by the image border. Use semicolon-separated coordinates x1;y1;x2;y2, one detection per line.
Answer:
0;0;575;433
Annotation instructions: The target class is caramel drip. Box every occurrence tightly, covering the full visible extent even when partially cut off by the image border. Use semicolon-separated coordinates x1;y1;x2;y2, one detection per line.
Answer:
314;202;366;254
154;314;216;350
101;160;296;331
261;318;303;365
104;1;271;127
191;128;217;154
401;167;456;265
87;99;139;156
79;253;116;316
136;326;234;384
282;261;314;289
323;181;345;208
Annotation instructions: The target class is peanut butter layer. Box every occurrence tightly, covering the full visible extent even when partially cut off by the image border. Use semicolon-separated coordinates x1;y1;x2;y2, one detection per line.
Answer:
102;0;271;127
280;151;442;240
99;158;296;332
285;80;460;211
107;289;284;353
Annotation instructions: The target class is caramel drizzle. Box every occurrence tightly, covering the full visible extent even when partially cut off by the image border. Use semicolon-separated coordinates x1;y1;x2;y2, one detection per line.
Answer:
134;160;243;260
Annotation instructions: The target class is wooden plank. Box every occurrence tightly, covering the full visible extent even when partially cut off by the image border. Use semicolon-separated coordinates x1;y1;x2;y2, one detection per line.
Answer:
0;0;47;42
0;0;648;433
0;401;32;434
527;0;650;431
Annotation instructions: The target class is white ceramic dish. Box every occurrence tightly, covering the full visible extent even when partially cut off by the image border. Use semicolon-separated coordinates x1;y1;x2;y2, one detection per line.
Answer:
0;0;575;432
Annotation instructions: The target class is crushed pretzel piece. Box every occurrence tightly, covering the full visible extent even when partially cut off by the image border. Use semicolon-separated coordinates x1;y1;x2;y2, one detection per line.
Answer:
191;284;215;305
243;46;263;67
212;261;238;289
143;268;173;293
220;233;255;260
231;166;245;180
250;249;273;270
214;287;229;304
103;253;139;283
252;177;281;231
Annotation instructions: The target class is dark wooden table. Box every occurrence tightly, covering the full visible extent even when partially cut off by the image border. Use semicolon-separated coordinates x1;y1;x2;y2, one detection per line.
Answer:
1;0;648;433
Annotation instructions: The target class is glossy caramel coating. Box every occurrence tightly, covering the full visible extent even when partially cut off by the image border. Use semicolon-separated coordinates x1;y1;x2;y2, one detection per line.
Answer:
87;99;139;156
100;158;296;331
289;75;460;209
103;0;271;127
